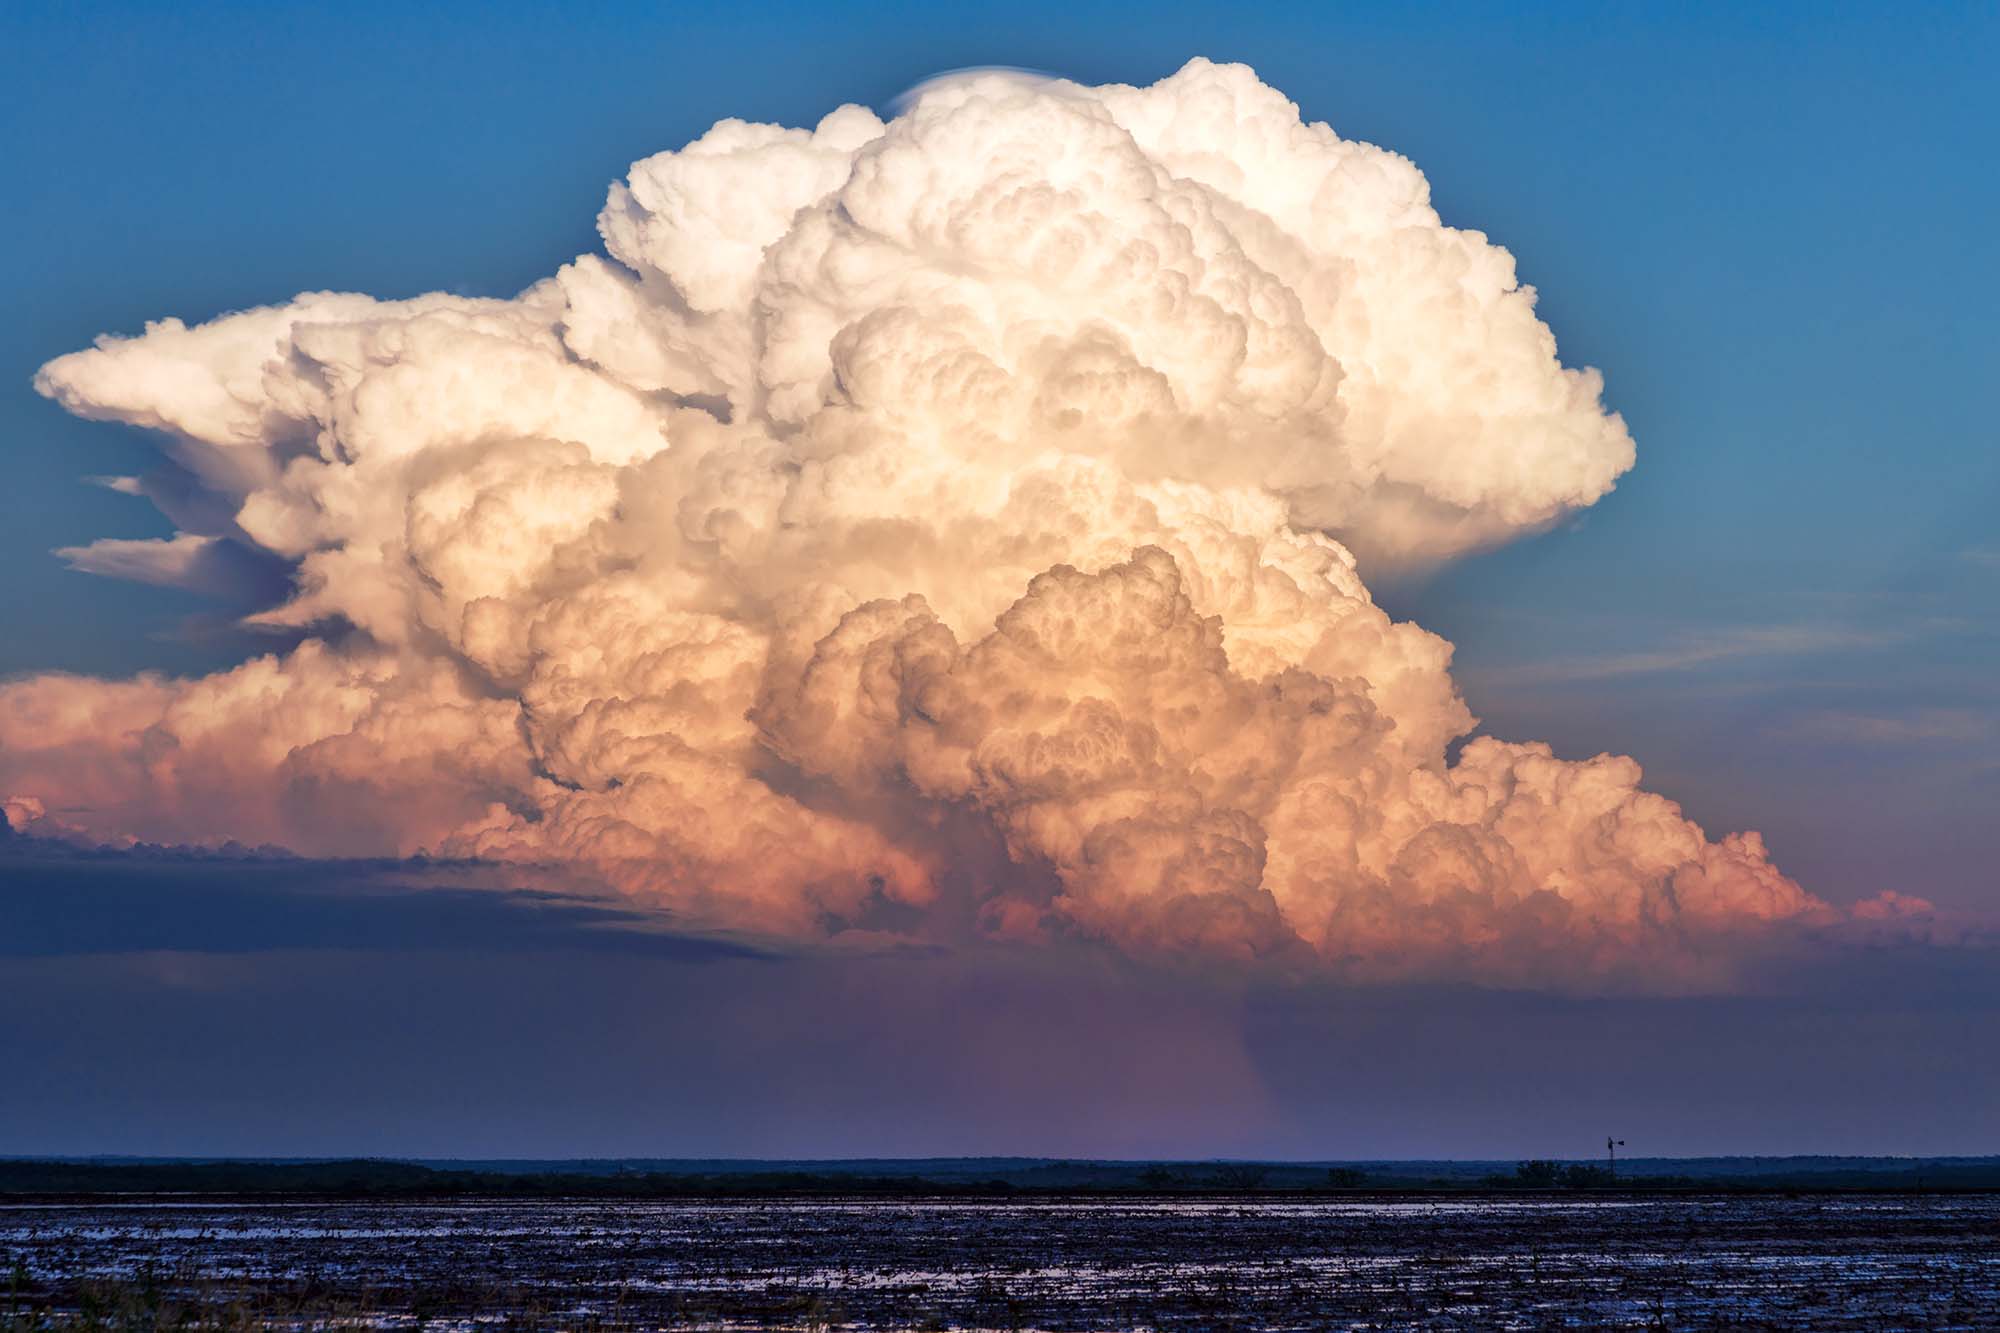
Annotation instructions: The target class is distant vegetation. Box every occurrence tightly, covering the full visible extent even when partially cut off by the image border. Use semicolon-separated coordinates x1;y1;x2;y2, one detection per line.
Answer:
3;1156;1997;1198
1506;1160;1614;1189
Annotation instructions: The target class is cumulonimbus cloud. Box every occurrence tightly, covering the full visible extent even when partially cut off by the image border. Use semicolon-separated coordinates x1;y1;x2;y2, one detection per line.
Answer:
4;60;1922;987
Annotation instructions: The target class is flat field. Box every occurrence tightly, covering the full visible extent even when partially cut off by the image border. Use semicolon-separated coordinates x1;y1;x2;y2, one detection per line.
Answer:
4;1194;1996;1329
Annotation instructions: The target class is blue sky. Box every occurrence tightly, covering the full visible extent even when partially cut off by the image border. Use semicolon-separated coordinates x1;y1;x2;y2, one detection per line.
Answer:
1;2;1995;1154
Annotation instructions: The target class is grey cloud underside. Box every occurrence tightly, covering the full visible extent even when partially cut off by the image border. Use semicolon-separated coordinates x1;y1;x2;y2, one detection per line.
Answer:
0;831;764;962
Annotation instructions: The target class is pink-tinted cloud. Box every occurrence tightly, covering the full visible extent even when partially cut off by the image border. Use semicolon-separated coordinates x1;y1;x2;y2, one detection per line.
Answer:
2;60;1878;989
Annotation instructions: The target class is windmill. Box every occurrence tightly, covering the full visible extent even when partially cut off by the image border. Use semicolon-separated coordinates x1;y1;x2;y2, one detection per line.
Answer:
1606;1137;1627;1179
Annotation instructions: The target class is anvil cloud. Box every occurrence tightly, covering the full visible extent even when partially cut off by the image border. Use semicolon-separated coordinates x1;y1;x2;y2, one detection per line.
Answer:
4;60;1902;987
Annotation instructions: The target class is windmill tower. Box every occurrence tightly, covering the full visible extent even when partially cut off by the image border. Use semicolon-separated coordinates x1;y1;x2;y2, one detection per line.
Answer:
1606;1137;1626;1180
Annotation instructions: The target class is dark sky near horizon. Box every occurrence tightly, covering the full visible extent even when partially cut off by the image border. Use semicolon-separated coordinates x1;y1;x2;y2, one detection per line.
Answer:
5;829;1996;1160
1;1;1996;1156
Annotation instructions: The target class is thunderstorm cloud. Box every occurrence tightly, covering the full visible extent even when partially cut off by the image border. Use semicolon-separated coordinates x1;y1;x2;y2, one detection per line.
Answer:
4;61;1921;988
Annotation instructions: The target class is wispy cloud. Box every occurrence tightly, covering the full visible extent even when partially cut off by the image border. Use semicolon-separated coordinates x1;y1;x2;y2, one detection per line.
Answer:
1773;708;1994;747
52;532;293;603
1474;625;1886;686
54;533;221;588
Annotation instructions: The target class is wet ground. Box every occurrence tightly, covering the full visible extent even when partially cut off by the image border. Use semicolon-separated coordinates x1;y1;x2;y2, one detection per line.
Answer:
3;1194;1997;1329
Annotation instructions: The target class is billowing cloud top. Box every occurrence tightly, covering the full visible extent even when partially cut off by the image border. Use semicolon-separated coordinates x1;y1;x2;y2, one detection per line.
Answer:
6;60;1900;987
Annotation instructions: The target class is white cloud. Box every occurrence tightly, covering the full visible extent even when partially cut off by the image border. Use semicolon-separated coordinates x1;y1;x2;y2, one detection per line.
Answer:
2;59;1843;989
